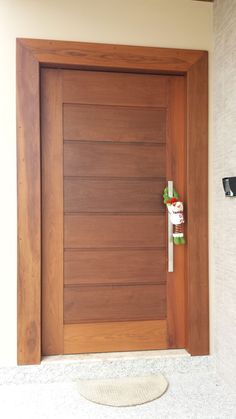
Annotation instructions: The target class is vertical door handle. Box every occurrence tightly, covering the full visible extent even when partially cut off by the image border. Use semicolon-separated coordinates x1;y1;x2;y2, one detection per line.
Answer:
168;180;174;272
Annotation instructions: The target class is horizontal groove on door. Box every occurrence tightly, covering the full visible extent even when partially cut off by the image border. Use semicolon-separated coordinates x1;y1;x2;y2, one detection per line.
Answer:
64;175;166;180
63;320;168;354
64;214;166;248
64;139;166;146
64;281;165;287
64;142;166;178
64;212;166;216
64;248;166;285
64;284;166;323
64;246;166;251
64;103;167;110
62;70;168;108
64;178;165;213
63;104;166;143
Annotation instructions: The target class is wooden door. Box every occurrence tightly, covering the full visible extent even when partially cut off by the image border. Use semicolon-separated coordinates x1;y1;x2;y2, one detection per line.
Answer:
41;68;185;355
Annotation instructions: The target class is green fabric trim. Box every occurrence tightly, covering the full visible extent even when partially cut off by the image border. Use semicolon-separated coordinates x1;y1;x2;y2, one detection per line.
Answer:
163;186;179;204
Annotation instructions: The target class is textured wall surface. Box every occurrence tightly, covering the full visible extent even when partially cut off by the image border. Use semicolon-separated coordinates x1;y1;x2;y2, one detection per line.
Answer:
213;0;236;388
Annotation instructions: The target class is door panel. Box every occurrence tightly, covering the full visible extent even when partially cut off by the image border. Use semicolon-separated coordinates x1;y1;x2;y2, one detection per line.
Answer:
64;142;166;177
64;248;166;285
64;104;166;142
64;320;168;354
64;178;165;213
64;284;166;323
42;68;186;355
64;214;166;248
62;70;168;107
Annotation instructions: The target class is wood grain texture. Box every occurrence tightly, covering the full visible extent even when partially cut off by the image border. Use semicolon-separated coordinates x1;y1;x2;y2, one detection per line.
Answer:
17;38;205;73
166;76;186;349
64;104;166;143
64;284;166;323
64;248;166;285
17;41;41;365
17;38;209;363
62;70;168;107
64;214;166;249
64;320;168;353
64;142;166;178
186;53;209;355
64;178;165;213
41;69;64;356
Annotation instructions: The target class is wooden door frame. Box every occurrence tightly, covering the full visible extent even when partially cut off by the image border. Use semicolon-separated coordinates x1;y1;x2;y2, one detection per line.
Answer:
17;38;209;365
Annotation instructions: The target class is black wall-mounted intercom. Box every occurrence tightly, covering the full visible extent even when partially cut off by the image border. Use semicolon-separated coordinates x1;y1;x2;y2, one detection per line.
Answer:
222;177;236;197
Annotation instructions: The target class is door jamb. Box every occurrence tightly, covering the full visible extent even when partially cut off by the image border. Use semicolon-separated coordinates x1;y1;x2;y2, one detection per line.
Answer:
17;38;209;364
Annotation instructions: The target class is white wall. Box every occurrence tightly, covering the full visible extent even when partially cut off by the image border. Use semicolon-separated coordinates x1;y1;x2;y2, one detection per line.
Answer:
0;0;212;365
213;0;236;388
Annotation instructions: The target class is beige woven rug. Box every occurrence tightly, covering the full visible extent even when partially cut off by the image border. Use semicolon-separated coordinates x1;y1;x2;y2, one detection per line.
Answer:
76;374;168;407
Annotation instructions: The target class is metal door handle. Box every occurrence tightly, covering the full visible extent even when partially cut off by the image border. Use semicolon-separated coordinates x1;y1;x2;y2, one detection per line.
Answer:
168;180;174;272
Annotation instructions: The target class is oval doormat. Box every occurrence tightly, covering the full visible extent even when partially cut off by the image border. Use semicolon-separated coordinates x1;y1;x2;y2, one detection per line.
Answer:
76;374;168;407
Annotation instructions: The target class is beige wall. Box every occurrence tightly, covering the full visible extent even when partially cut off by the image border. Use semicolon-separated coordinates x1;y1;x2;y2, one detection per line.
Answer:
0;0;212;365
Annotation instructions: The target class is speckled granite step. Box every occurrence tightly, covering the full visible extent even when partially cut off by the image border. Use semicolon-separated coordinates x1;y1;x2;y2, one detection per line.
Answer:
0;350;215;385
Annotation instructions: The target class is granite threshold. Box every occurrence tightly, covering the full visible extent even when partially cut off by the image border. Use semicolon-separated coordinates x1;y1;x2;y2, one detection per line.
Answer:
0;350;215;386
